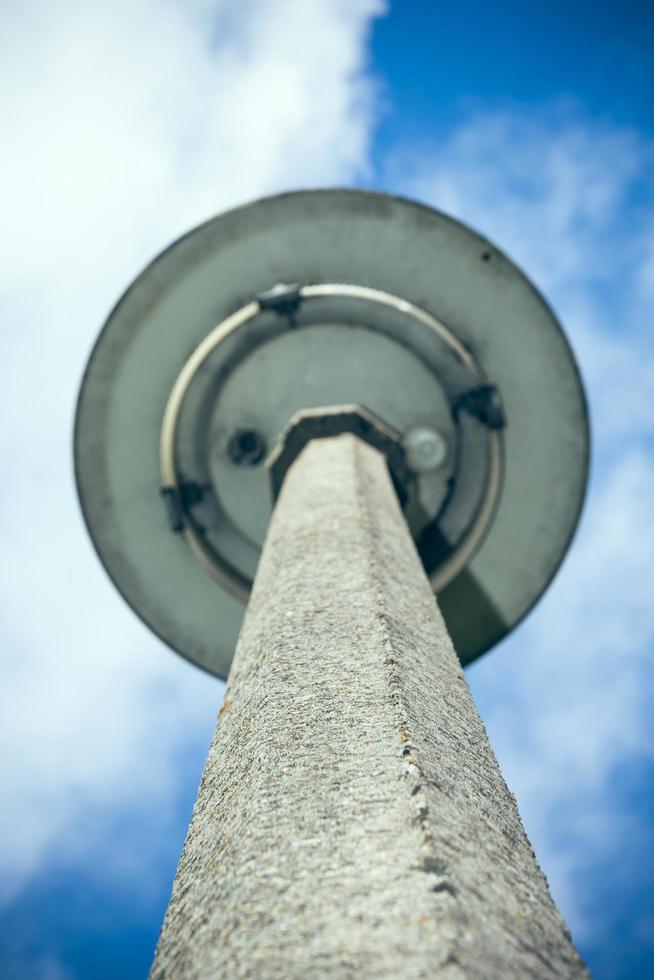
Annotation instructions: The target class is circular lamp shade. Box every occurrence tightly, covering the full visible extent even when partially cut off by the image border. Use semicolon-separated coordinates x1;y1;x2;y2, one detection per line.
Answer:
75;189;589;678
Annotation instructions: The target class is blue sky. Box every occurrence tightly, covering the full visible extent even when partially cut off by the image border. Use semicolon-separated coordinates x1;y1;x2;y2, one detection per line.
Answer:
1;1;653;977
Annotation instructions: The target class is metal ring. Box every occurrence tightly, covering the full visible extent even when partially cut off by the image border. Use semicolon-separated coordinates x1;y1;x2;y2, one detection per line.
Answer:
160;283;504;598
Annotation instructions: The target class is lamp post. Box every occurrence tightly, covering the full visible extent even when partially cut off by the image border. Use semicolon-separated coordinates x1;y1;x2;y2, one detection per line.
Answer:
75;190;590;977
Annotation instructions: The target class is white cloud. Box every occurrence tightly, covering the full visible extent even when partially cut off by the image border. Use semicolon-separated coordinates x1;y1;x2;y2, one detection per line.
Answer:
0;0;384;904
2;0;383;295
394;108;654;937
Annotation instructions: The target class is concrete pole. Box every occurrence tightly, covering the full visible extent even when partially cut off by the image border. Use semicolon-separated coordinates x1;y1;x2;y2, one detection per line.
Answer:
150;434;588;979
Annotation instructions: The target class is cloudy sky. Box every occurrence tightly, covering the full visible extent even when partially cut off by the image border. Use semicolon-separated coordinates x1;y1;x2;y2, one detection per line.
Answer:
1;1;653;977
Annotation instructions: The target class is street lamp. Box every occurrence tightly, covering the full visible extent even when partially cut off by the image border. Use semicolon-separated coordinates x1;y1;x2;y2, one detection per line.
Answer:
75;190;589;977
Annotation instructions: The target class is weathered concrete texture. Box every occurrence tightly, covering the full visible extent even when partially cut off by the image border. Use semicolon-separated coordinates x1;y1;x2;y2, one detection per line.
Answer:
151;434;588;979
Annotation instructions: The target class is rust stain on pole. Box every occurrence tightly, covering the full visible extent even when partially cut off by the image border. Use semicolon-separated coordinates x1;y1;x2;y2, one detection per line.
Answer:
150;434;588;979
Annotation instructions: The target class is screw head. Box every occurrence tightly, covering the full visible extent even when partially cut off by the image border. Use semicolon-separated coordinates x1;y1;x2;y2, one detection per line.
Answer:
227;428;267;467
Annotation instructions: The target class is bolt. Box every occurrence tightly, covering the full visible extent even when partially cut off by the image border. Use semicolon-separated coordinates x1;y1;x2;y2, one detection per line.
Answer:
405;427;448;474
227;428;267;467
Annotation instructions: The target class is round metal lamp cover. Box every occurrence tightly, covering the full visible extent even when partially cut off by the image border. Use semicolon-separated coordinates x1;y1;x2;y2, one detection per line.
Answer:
75;189;589;678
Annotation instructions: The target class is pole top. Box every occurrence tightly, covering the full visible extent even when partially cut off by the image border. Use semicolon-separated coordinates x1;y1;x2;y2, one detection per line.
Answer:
75;189;589;677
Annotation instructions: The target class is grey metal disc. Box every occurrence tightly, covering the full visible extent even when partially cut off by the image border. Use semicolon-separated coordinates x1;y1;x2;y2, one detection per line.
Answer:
75;189;589;677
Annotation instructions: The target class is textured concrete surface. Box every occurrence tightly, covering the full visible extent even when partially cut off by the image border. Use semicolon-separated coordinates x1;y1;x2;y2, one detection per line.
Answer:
150;434;588;979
